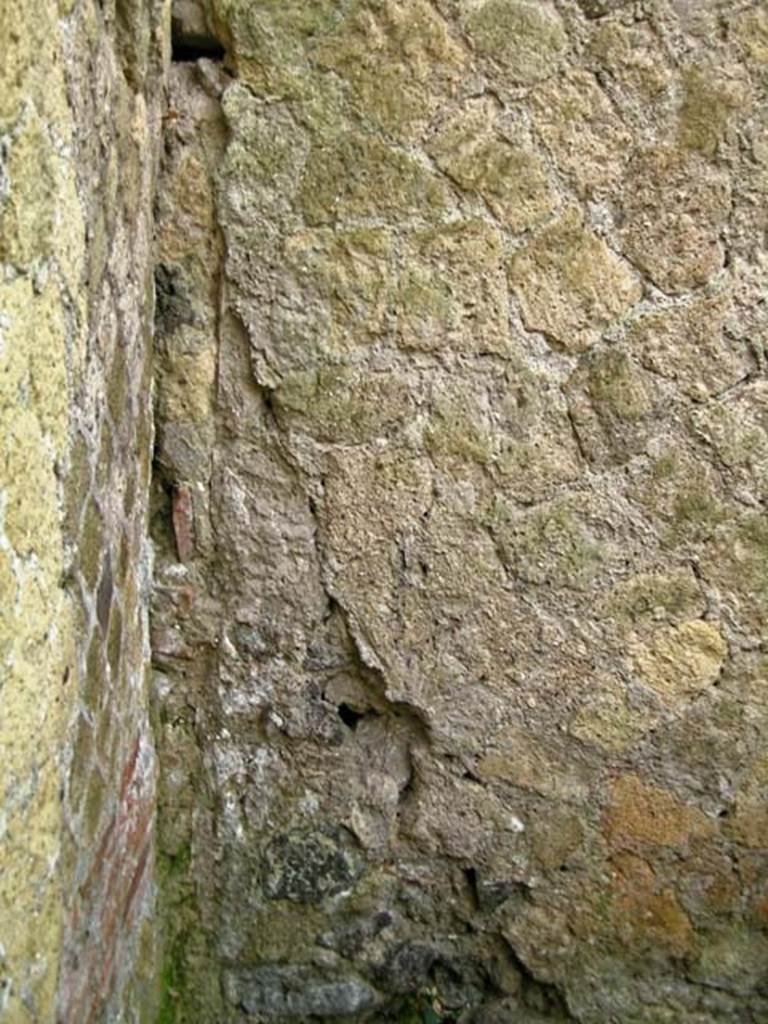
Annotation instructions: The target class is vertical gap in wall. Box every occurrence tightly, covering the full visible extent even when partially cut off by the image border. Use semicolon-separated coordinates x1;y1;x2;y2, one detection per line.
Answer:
151;14;236;1013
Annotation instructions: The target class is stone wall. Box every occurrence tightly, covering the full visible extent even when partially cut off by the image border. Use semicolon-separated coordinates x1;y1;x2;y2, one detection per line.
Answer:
151;1;768;1023
0;1;167;1020
2;1;768;1022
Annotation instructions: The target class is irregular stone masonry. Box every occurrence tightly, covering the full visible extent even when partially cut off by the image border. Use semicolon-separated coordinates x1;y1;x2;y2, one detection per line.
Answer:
2;1;768;1023
150;1;768;1023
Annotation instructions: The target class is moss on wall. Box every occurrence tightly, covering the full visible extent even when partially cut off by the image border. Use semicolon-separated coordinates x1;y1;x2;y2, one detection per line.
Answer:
0;0;167;1019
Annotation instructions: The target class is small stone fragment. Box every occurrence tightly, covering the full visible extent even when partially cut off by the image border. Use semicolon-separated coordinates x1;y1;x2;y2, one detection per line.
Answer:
620;146;731;294
528;70;631;196
428;99;558;232
605;775;714;848
630;620;727;706
397;220;510;355
509;208;641;351
262;827;364;904
570;677;654;753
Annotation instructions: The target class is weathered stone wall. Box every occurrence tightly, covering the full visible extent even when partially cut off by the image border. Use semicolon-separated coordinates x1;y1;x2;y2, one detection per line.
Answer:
3;0;768;1022
0;1;167;1020
152;1;768;1022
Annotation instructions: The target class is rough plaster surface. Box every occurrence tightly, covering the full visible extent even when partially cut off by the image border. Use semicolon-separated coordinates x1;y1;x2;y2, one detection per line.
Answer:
0;1;167;1020
151;1;768;1022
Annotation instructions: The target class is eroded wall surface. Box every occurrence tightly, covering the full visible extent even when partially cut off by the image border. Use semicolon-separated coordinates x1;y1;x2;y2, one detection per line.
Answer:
0;1;167;1020
151;1;768;1022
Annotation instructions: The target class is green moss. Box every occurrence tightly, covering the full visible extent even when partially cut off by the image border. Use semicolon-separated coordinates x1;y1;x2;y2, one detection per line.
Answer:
425;404;494;466
743;514;768;553
313;0;465;138
155;833;217;1022
159;843;193;883
693;925;768;995
82;631;101;710
107;603;123;682
650;453;677;480
669;484;725;541
710;695;744;729
395;996;449;1024
733;7;768;65
678;65;747;157
498;501;602;587
0;111;56;267
397;220;509;354
68;715;94;809
298;131;449;226
634;453;726;547
115;0;151;89
274;366;410;443
587;22;670;101
64;435;92;536
728;515;768;600
283;227;394;352
94;694;118;766
482;495;513;532
509;207;640;352
83;767;107;842
127;917;160;1024
219;1;340;99
108;344;129;426
585;350;651;420
78;496;104;590
399;271;453;330
316;42;427;138
570;679;652;754
156;942;187;1024
446;134;556;232
231;0;341;45
224;131;296;186
466;0;566;84
604;570;702;627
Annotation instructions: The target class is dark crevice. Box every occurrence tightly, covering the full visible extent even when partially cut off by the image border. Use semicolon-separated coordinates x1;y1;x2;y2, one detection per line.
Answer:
397;763;417;806
171;37;226;62
463;867;479;912
313;571;433;742
148;466;176;555
337;702;366;730
171;11;226;64
154;263;197;336
502;939;575;1021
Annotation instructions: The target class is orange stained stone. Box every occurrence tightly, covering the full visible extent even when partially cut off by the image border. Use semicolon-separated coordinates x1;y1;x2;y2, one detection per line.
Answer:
605;773;714;847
